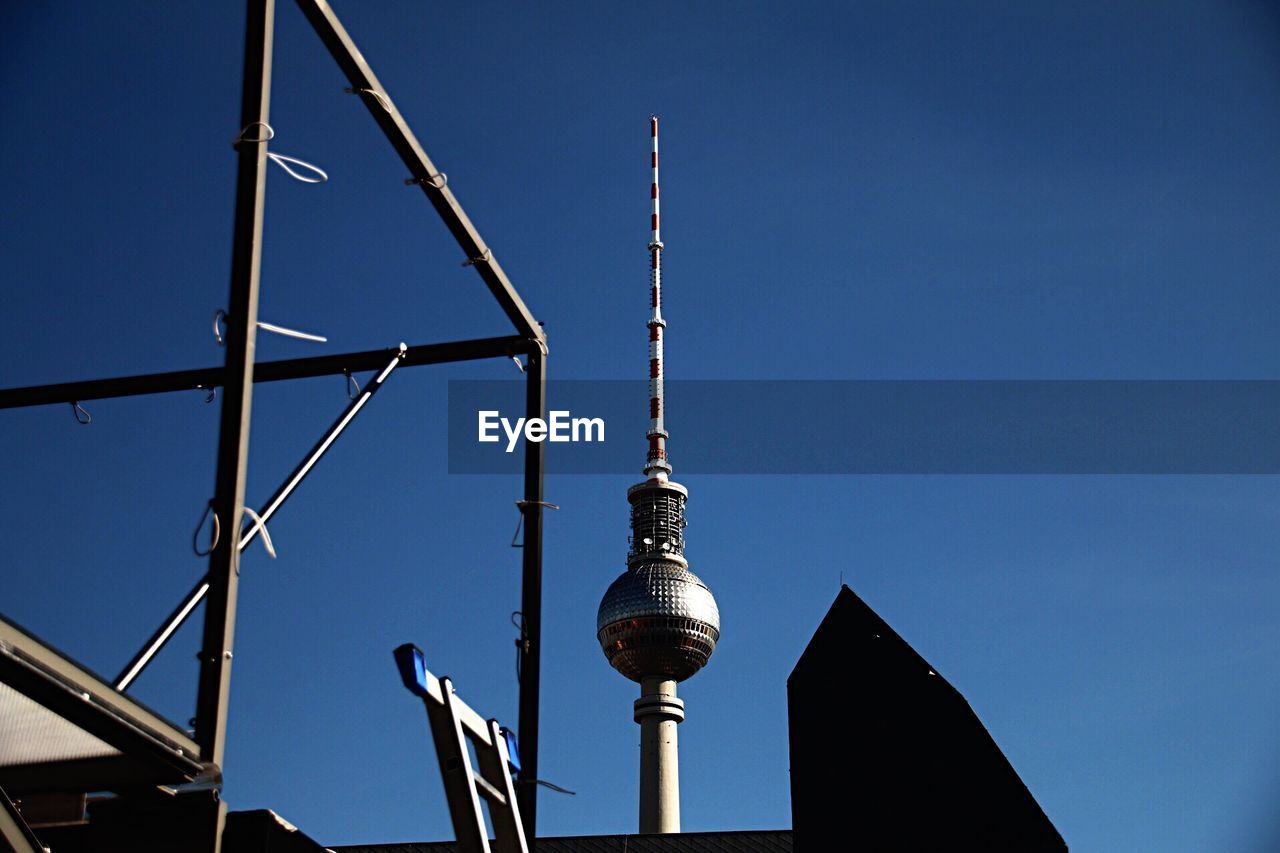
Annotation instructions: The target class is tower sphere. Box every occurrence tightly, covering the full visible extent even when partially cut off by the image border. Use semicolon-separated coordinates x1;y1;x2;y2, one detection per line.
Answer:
597;557;720;683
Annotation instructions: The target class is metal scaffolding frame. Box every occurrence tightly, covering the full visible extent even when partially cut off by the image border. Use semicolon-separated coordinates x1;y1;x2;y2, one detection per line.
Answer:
1;1;548;849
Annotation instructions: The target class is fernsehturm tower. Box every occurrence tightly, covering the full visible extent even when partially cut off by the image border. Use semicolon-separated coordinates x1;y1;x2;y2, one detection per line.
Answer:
596;116;720;835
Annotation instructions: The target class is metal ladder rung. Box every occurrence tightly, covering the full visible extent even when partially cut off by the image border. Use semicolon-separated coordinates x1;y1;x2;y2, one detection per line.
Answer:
473;774;507;807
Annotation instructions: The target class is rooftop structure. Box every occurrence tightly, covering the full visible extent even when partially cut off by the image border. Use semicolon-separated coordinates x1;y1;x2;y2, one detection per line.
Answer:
789;586;1067;850
333;829;792;853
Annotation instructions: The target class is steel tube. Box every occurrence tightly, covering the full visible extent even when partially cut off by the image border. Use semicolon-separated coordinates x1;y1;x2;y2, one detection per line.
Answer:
293;0;544;344
516;345;546;842
194;0;275;780
0;336;530;410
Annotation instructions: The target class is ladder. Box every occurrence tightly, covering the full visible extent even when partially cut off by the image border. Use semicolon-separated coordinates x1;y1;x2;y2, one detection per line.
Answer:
394;644;529;853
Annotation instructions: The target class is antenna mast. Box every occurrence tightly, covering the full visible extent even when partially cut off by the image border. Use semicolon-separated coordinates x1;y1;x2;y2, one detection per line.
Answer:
645;115;672;481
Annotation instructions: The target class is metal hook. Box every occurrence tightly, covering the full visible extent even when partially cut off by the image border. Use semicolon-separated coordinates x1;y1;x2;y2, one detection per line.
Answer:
462;248;492;268
344;86;392;113
511;500;560;547
512;611;528;680
213;310;226;346
70;401;91;425
511;356;525;373
232;121;275;148
344;371;361;400
512;613;529;655
405;172;447;189
196;385;217;404
511;513;524;548
193;501;220;557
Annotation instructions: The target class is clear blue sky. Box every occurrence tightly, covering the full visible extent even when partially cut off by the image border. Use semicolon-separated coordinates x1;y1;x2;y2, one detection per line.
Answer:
3;2;1280;850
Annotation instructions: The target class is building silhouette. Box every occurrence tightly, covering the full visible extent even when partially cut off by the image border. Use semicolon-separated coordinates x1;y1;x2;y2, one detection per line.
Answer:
789;585;1066;850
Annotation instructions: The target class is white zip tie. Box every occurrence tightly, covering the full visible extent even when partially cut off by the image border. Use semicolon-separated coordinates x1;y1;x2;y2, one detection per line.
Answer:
257;320;328;343
267;153;328;184
231;123;326;183
241;507;276;559
215;311;328;344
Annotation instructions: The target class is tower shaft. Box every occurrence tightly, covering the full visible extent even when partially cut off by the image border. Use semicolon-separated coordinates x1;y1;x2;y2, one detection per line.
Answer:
636;677;684;833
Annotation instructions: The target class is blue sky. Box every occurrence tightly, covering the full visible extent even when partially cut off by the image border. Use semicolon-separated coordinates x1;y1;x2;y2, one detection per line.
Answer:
3;2;1280;850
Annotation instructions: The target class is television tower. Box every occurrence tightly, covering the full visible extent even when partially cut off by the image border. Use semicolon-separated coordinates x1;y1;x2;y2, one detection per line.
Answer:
597;116;720;835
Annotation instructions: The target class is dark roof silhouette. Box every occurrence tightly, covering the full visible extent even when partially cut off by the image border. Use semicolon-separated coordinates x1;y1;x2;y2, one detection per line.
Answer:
332;829;792;853
788;585;1066;851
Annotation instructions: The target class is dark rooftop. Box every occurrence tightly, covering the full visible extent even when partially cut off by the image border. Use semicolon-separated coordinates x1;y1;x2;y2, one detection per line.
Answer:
331;829;792;853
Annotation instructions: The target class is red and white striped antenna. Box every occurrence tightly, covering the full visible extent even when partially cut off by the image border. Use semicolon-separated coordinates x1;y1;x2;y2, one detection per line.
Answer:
644;115;672;481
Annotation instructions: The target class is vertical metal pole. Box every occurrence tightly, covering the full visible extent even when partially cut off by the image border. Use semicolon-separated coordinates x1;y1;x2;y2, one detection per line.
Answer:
194;0;274;792
516;344;546;843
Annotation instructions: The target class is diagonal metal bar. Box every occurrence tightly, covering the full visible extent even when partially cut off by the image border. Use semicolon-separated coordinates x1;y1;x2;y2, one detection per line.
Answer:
113;347;407;693
293;0;544;344
1;783;46;853
0;335;532;410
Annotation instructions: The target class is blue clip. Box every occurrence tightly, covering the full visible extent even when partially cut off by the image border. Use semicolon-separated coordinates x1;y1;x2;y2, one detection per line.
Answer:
501;726;522;774
393;644;431;699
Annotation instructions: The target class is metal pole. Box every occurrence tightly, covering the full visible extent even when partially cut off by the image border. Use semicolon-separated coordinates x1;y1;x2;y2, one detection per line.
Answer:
114;348;406;692
194;0;274;787
0;335;530;410
516;343;546;843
